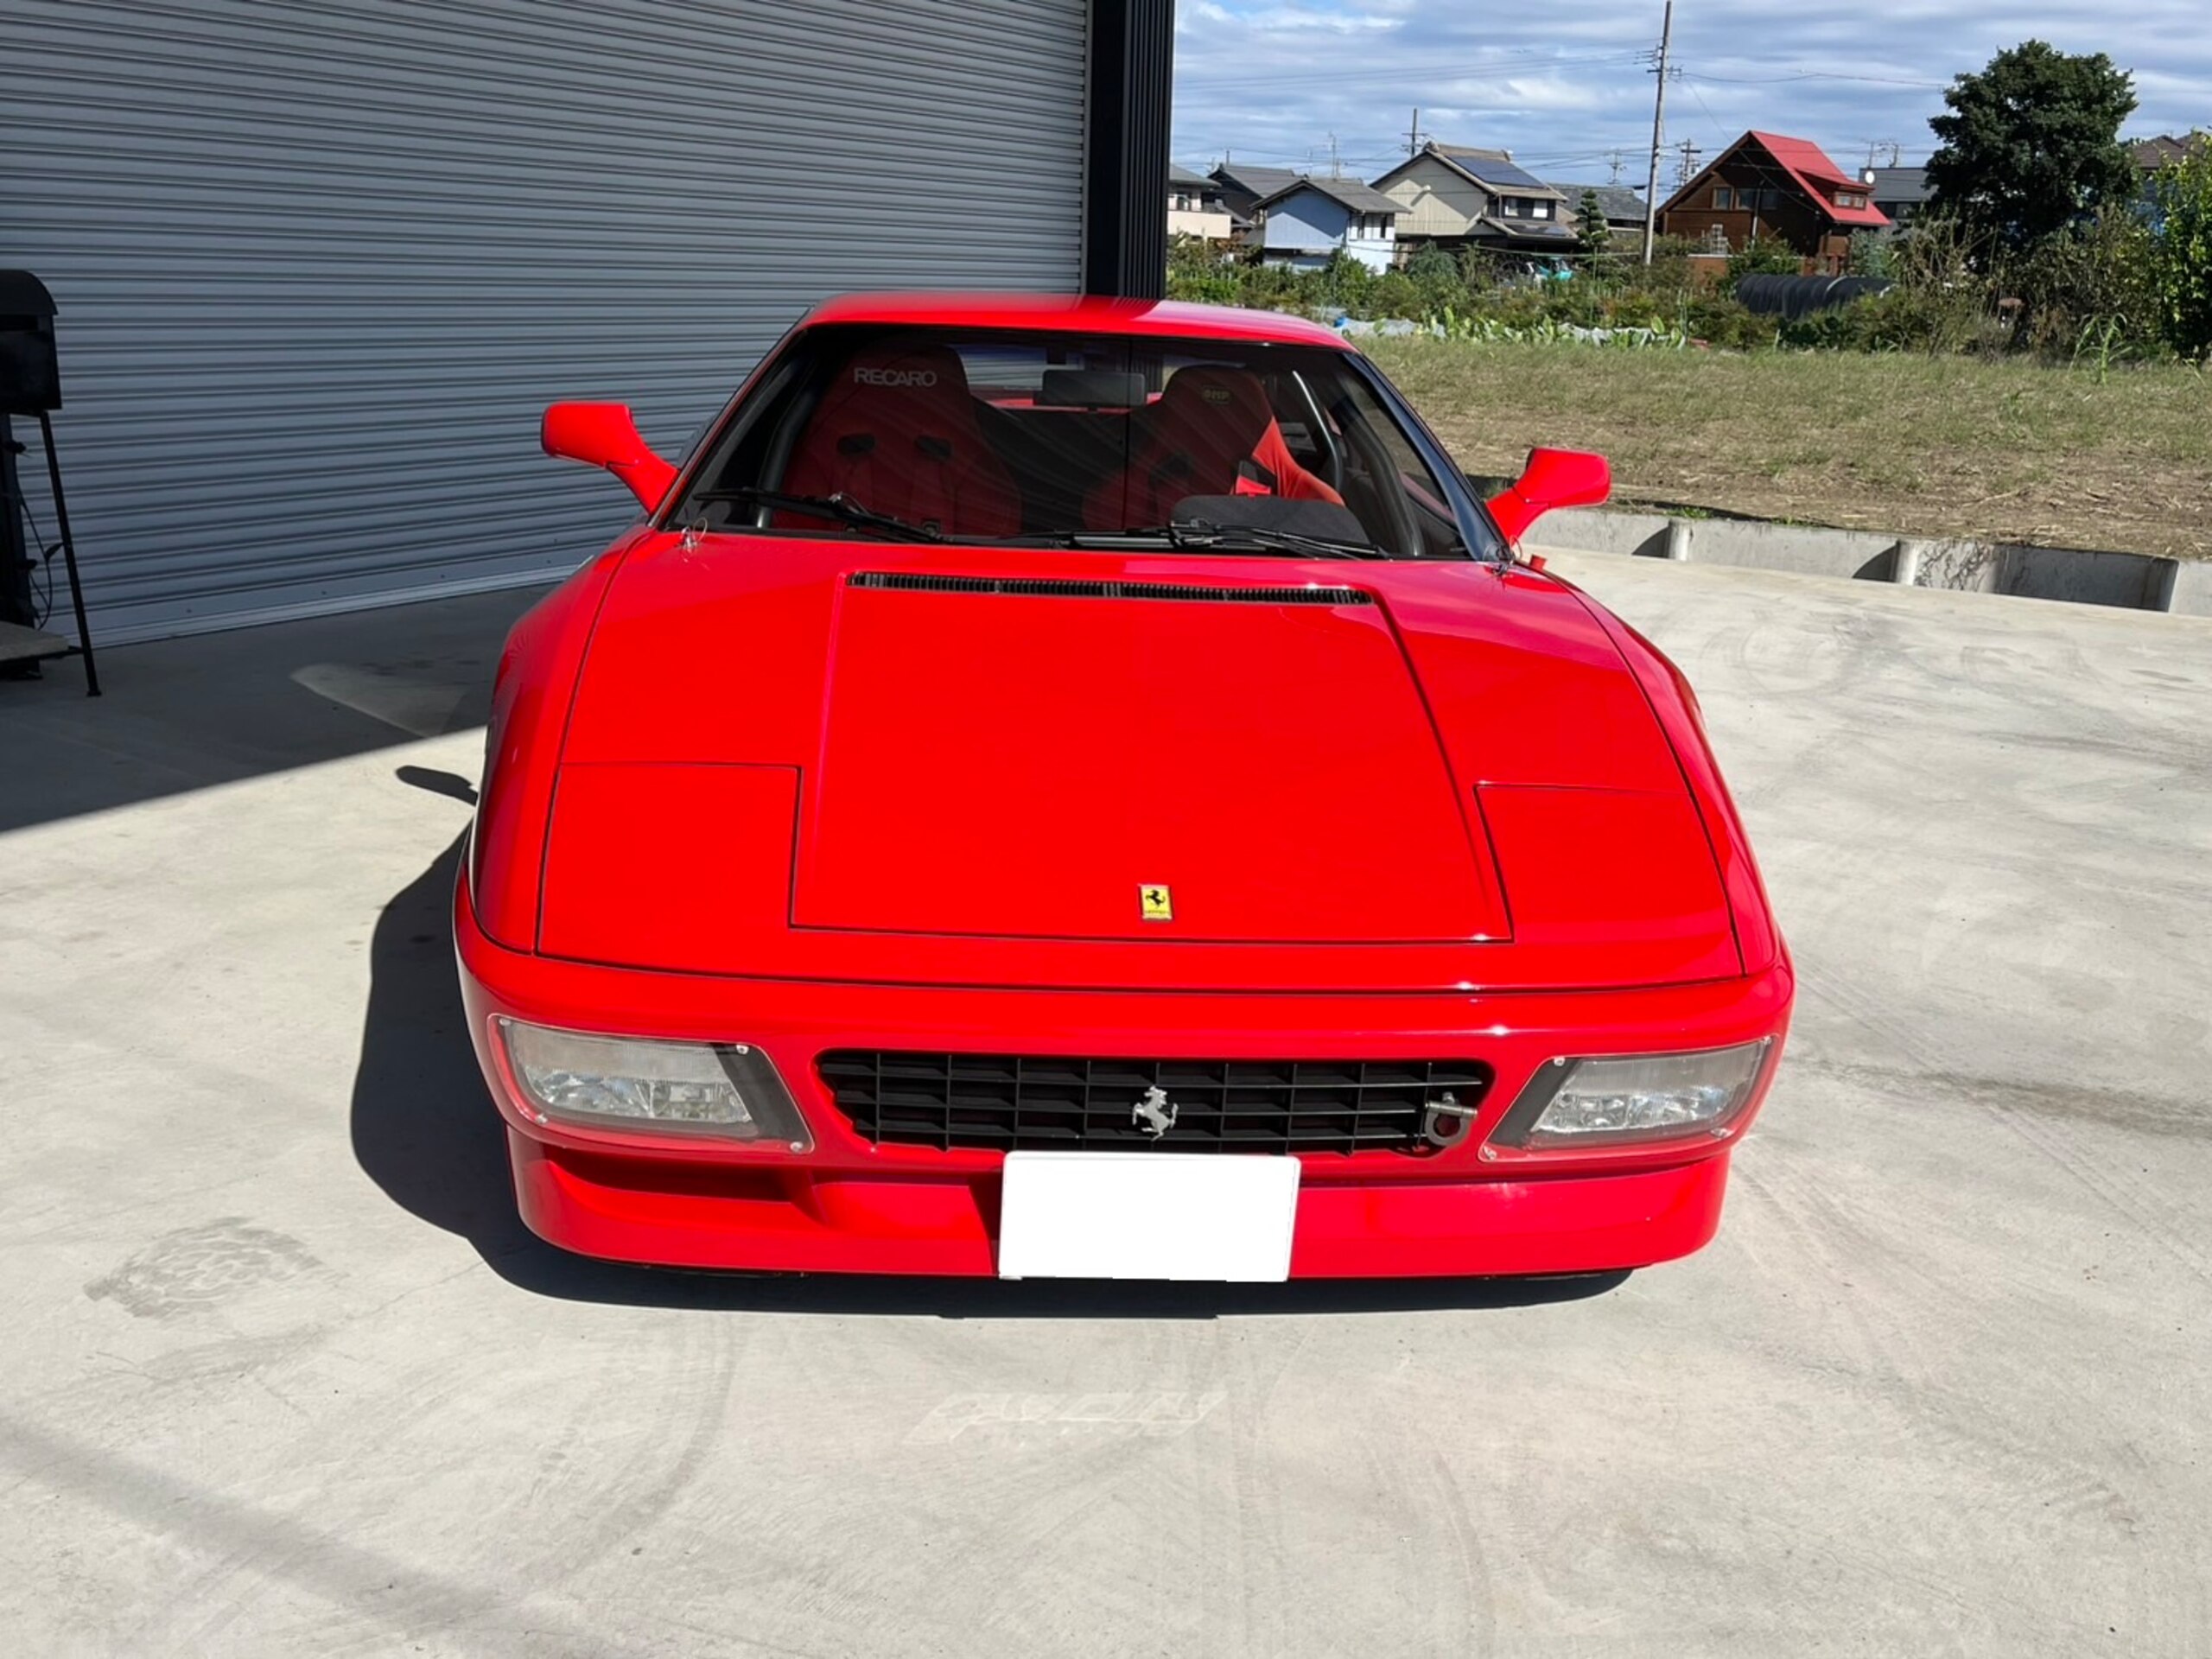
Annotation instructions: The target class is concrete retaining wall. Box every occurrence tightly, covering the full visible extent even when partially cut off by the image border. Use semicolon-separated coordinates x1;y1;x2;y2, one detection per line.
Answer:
1522;504;2202;615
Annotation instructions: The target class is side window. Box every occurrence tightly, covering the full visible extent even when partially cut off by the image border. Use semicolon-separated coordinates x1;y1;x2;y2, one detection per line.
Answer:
1310;373;1464;557
681;351;817;525
1263;372;1332;480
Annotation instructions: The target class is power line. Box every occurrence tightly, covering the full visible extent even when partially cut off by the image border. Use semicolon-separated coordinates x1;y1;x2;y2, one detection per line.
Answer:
1679;68;1945;88
1181;48;1657;94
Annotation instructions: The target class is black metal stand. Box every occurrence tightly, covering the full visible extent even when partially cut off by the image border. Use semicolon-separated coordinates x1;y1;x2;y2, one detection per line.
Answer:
0;411;98;696
0;270;97;696
35;413;99;696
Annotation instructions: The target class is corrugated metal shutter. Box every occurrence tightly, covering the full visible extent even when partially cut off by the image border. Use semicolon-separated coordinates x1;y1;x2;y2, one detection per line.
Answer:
1;0;1089;639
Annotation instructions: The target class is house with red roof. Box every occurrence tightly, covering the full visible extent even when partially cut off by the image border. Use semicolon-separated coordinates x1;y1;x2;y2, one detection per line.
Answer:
1657;131;1890;274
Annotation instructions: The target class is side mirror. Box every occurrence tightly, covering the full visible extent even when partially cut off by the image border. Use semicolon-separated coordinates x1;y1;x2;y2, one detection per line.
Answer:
541;402;677;512
1484;447;1611;546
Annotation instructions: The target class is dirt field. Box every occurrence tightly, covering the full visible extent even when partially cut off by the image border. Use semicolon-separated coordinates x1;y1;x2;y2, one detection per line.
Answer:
1366;338;2212;559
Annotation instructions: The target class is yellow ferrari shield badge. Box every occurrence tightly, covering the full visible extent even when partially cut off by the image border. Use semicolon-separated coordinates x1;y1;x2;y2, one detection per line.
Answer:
1139;884;1173;922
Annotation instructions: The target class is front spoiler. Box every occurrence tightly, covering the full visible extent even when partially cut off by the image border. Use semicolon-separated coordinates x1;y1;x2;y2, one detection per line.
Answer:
512;1130;1730;1277
456;871;1789;1277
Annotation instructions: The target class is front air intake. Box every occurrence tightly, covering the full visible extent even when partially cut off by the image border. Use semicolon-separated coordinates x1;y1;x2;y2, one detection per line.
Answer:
818;1052;1492;1156
849;571;1372;606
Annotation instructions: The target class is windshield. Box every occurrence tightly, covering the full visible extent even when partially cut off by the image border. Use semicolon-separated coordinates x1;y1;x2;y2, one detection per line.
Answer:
669;325;1483;559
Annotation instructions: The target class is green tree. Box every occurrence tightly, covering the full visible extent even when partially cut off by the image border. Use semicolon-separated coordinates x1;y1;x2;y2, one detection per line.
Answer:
1164;232;1241;304
2144;137;2212;357
1576;189;1612;257
1924;41;2137;256
1401;240;1465;318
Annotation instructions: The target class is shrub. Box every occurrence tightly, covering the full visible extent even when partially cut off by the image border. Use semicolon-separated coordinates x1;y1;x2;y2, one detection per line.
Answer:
1164;234;1242;305
1368;269;1422;320
1727;237;1803;280
1683;295;1780;351
2145;137;2212;358
1848;232;1900;279
1872;220;2008;353
2010;208;2163;360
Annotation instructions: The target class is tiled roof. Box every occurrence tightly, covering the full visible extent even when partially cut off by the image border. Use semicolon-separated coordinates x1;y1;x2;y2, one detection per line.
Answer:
1475;215;1579;243
1211;163;1306;200
1549;182;1648;223
1254;175;1401;217
1866;166;1929;204
1298;176;1403;216
2132;134;2209;171
1372;143;1568;201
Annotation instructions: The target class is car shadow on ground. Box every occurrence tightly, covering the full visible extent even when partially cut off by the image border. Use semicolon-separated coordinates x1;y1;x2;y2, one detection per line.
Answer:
350;769;1630;1318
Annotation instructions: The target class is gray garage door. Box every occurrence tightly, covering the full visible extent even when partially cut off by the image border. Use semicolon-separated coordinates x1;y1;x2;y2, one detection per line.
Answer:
1;0;1089;639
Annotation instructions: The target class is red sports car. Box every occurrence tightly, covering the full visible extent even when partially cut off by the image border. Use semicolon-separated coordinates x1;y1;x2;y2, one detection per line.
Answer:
457;293;1790;1281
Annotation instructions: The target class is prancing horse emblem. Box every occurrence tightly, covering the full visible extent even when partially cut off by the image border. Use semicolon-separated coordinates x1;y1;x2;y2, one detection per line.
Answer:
1132;1085;1179;1139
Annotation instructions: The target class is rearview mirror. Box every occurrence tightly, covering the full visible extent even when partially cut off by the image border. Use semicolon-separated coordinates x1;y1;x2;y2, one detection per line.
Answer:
541;402;677;512
1484;447;1611;546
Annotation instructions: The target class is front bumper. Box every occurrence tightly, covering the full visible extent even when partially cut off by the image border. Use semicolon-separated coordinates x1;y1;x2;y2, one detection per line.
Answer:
456;877;1791;1278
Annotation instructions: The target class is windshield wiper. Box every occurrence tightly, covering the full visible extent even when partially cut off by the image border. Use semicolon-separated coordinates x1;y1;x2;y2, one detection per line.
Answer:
689;487;945;543
1026;522;1383;560
1155;520;1384;560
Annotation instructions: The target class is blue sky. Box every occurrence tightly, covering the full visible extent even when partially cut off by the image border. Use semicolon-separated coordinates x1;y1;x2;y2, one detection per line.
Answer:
1171;1;2211;191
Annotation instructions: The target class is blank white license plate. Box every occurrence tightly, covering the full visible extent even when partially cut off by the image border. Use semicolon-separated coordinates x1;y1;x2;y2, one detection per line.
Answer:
997;1152;1300;1281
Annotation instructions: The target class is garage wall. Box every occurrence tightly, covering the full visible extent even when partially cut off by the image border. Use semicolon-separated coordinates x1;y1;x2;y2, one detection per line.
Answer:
0;0;1090;639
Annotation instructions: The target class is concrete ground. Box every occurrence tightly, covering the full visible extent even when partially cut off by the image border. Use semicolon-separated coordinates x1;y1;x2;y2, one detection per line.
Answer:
2;558;2208;1656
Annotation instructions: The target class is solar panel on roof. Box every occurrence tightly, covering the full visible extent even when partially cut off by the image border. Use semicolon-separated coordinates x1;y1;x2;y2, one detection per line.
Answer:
1465;158;1548;191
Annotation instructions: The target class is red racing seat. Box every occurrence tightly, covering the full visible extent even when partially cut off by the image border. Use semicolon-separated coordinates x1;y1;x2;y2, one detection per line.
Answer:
779;345;1022;539
1084;365;1344;531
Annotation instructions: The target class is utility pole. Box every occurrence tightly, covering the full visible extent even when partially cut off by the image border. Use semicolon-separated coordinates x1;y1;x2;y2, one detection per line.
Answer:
1325;131;1342;178
1407;107;1422;156
1675;139;1700;187
1641;0;1675;264
1607;147;1625;185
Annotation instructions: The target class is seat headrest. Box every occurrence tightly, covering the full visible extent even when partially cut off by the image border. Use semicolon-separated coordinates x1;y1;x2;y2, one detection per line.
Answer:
1147;366;1276;452
818;344;977;416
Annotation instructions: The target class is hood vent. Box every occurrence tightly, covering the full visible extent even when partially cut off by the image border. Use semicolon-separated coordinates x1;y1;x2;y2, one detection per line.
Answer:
849;571;1371;607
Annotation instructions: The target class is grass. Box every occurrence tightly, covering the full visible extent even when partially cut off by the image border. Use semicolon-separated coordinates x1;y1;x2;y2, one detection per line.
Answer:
1364;339;2212;559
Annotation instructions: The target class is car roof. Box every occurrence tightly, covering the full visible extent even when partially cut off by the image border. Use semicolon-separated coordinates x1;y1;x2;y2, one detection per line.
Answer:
798;292;1352;350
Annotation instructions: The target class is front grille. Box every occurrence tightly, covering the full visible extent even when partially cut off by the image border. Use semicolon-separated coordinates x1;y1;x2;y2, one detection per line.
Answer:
817;1052;1491;1156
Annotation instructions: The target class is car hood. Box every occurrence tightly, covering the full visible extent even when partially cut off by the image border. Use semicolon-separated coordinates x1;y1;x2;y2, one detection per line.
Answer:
539;534;1738;992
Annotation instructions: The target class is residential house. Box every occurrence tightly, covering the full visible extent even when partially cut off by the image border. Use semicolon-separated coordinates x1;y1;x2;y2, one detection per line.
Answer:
1656;131;1890;273
1247;175;1402;271
1168;162;1234;242
1370;142;1579;255
1546;181;1648;239
2131;133;2209;175
1210;162;1306;224
2132;133;2210;228
1861;165;1929;226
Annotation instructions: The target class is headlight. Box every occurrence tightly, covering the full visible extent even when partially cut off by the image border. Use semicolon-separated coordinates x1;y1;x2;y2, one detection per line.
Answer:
1486;1039;1771;1154
495;1019;811;1147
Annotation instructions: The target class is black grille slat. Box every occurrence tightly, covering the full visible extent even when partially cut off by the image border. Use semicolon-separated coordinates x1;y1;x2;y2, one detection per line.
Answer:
849;571;1371;607
819;1051;1491;1157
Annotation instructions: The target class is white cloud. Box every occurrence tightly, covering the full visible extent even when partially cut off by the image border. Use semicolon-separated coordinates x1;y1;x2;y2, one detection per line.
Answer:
1173;0;2212;181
